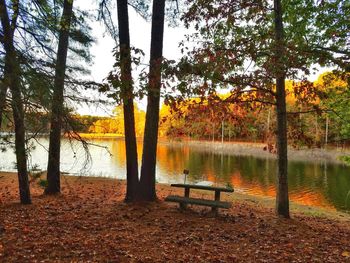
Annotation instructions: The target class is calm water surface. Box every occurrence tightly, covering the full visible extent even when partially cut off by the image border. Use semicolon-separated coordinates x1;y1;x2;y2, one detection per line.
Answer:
1;137;350;213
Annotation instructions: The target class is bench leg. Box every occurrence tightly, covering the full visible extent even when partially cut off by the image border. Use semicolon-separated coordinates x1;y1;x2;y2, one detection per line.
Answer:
211;190;221;215
180;202;187;210
180;187;190;210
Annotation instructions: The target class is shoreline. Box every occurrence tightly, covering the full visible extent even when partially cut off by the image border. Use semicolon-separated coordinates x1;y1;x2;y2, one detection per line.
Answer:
4;132;349;164
1;172;349;221
159;139;350;165
78;134;350;164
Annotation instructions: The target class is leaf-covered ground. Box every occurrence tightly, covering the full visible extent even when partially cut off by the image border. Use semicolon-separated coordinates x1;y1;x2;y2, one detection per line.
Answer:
1;172;350;262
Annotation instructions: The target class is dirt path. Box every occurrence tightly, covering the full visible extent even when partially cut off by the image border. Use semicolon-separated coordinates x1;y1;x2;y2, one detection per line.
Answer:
1;173;350;262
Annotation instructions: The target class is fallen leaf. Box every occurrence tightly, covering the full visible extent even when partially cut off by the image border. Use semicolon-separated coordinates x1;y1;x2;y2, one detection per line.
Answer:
342;251;350;258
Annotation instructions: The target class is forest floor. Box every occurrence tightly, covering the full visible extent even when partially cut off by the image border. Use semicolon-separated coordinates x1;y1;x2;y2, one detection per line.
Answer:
1;172;350;262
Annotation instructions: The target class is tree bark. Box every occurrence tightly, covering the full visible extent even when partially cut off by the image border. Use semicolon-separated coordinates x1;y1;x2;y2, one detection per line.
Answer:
0;64;9;130
325;116;329;147
0;0;31;204
274;0;290;218
139;0;166;201
45;0;73;194
0;0;17;129
117;0;140;202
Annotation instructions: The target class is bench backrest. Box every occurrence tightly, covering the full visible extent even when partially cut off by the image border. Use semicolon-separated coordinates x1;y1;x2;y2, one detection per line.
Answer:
170;183;234;192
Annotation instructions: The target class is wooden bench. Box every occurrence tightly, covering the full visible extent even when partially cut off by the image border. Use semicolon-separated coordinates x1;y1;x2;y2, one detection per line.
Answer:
165;183;234;214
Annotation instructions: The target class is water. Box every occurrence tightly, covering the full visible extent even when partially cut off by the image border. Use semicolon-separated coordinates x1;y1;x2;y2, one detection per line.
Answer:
1;137;350;212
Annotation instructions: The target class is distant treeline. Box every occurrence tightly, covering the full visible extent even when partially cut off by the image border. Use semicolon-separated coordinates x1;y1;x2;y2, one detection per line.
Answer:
159;73;350;149
2;72;349;150
1;113;103;134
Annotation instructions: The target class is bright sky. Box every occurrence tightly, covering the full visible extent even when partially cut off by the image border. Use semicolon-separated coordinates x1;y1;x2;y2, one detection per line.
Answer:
75;0;186;116
74;0;328;117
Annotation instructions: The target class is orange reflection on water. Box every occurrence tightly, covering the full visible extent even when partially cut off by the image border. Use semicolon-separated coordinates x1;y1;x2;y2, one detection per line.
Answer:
206;170;217;183
109;139;144;167
228;171;335;210
112;140;125;166
107;139;335;210
157;144;188;173
230;171;277;197
289;191;335;210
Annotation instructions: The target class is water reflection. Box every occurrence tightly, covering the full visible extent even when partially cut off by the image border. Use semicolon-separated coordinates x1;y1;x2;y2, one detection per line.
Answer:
1;137;350;212
155;142;350;212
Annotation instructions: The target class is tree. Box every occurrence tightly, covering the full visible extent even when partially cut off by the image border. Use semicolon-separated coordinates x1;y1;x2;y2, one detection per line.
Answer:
101;0;167;201
116;0;140;202
45;0;95;194
273;0;289;218
0;63;8;130
0;0;31;204
316;72;349;143
45;0;74;194
99;0;150;201
177;0;349;217
1;1;58;131
111;104;145;136
139;0;166;201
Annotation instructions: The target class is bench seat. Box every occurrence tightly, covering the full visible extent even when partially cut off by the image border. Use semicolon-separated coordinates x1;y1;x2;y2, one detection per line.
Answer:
165;195;231;209
170;183;234;192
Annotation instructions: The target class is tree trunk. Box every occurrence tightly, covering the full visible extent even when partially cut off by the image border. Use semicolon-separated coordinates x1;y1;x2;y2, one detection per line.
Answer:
0;0;31;204
0;0;15;129
139;0;166;201
45;0;74;194
325;116;329;147
266;107;271;141
117;0;139;202
274;0;290;218
0;64;9;130
221;120;224;144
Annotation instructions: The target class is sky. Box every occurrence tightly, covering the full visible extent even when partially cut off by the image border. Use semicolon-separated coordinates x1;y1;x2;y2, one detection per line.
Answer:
75;0;186;116
74;0;328;117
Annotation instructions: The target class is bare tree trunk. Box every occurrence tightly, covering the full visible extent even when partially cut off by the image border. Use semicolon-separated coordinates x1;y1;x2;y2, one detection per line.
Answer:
315;115;318;145
212;125;214;142
117;0;139;202
325;116;329;147
0;0;31;204
266;107;271;141
274;0;289;218
46;0;74;194
0;64;9;129
221;120;224;144
139;0;166;201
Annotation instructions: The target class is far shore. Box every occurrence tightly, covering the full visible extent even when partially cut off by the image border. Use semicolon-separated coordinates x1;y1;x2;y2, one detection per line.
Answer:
160;139;350;165
77;133;125;139
3;132;349;164
76;133;350;164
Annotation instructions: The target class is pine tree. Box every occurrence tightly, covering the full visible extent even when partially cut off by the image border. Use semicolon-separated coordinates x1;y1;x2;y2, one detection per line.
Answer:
0;0;31;204
45;0;75;194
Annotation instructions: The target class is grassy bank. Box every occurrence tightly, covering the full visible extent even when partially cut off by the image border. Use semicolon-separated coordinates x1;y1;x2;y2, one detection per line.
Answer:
1;172;350;262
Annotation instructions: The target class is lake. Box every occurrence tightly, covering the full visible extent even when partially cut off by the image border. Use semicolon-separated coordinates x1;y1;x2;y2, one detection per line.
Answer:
1;137;350;213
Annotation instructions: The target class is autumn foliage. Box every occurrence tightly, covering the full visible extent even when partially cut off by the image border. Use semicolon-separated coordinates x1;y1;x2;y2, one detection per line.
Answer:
159;73;349;148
